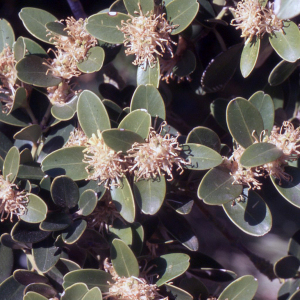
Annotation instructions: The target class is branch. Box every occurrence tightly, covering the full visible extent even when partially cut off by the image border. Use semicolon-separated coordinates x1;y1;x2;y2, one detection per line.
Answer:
66;0;87;19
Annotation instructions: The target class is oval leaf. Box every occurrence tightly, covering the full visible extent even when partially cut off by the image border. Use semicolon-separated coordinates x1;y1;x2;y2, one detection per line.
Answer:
62;283;88;300
82;287;102;300
223;190;272;236
274;255;300;279
40;212;72;231
77;47;105;73
226;97;264;148
3;146;20;183
0;243;13;282
20;194;47;223
78;189;97;216
275;0;300;23
51;95;78;121
165;283;193;300
0;19;15;52
198;166;243;205
62;219;87;244
124;0;154;15
137;59;160;88
24;292;48;300
13;124;42;143
13;37;26;62
0;276;25;300
240;37;260;78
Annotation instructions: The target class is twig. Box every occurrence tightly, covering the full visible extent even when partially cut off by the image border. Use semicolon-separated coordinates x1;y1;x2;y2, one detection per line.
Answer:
66;0;87;19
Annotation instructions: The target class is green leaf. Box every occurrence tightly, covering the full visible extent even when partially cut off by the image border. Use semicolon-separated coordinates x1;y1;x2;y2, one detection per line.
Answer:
8;87;28;114
268;59;299;86
223;190;272;236
24;283;58;299
62;283;88;300
40;212;72;231
77;90;110;138
13;37;26;61
124;0;154;15
271;166;300;208
111;239;139;277
63;269;113;292
159;207;199;251
62;219;87;244
165;283;193;300
240;37;260;78
130;222;144;256
150;253;190;286
130;84;166;120
172;50;197;78
274;255;300;279
181;143;223;170
0;19;15;52
274;0;300;19
110;177;135;223
118;110;151;139
18;163;45;181
278;278;300;299
0;276;25;300
166;0;199;35
288;230;300;261
3;146;20;183
201;44;243;92
78;190;97;217
133;176;166;215
198;166;243;205
137;59;160;88
102;128;144;153
240;143;282;168
0;243;13;282
41;146;88;181
82;287;102;300
77;47;105;73
32;236;61;273
290;289;300;299
23;37;47;57
0;103;30;127
45;21;67;36
180;277;209;300
226;97;264;148
19;8;57;43
110;219;133;246
269;21;300;63
24;292;48;300
218;275;258;300
186;126;221;152
13;124;42;143
16;55;62;87
11;221;50;243
20;194;47;223
51;95;78;121
51;175;79;208
210;98;229;131
86;13;131;44
248;91;275;133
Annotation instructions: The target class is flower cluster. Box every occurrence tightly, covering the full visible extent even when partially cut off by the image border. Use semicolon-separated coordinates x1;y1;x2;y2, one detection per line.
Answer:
0;174;28;222
0;46;18;113
103;259;166;300
64;127;88;147
45;17;97;104
231;0;284;43
118;5;177;67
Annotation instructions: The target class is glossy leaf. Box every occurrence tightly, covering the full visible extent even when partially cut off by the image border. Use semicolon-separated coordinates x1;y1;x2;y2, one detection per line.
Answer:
0;276;25;300
77;47;105;73
218;275;258;300
130;85;166;120
62;219;87;244
82;287;102;300
133;176;166;215
118;110;151;139
3;146;20;183
40;212;72;231
0;243;13;282
32;236;61;273
110;177;135;223
62;283;88;300
271;166;300;208
78;189;97;216
240;37;260;78
63;269;113;292
0;19;14;52
77;90;110;138
13;124;42;143
165;283;193;300
274;0;300;20
51;95;78;121
248;91;274;133
223;190;272;236
201;44;243;92
181;143;223;170
149;253;190;286
274;255;300;279
13;37;26;61
24;292;48;300
198;166;243;205
19;8;57;43
186;126;221;152
102;128;144;153
16;55;62;87
86;13;131;44
268;59;299;86
137;59;160;88
240;143;282;168
166;0;199;35
111;239;139;277
51;175;79;209
20;194;47;223
226;97;264;148
124;0;154;15
41;146;88;181
269;21;300;63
